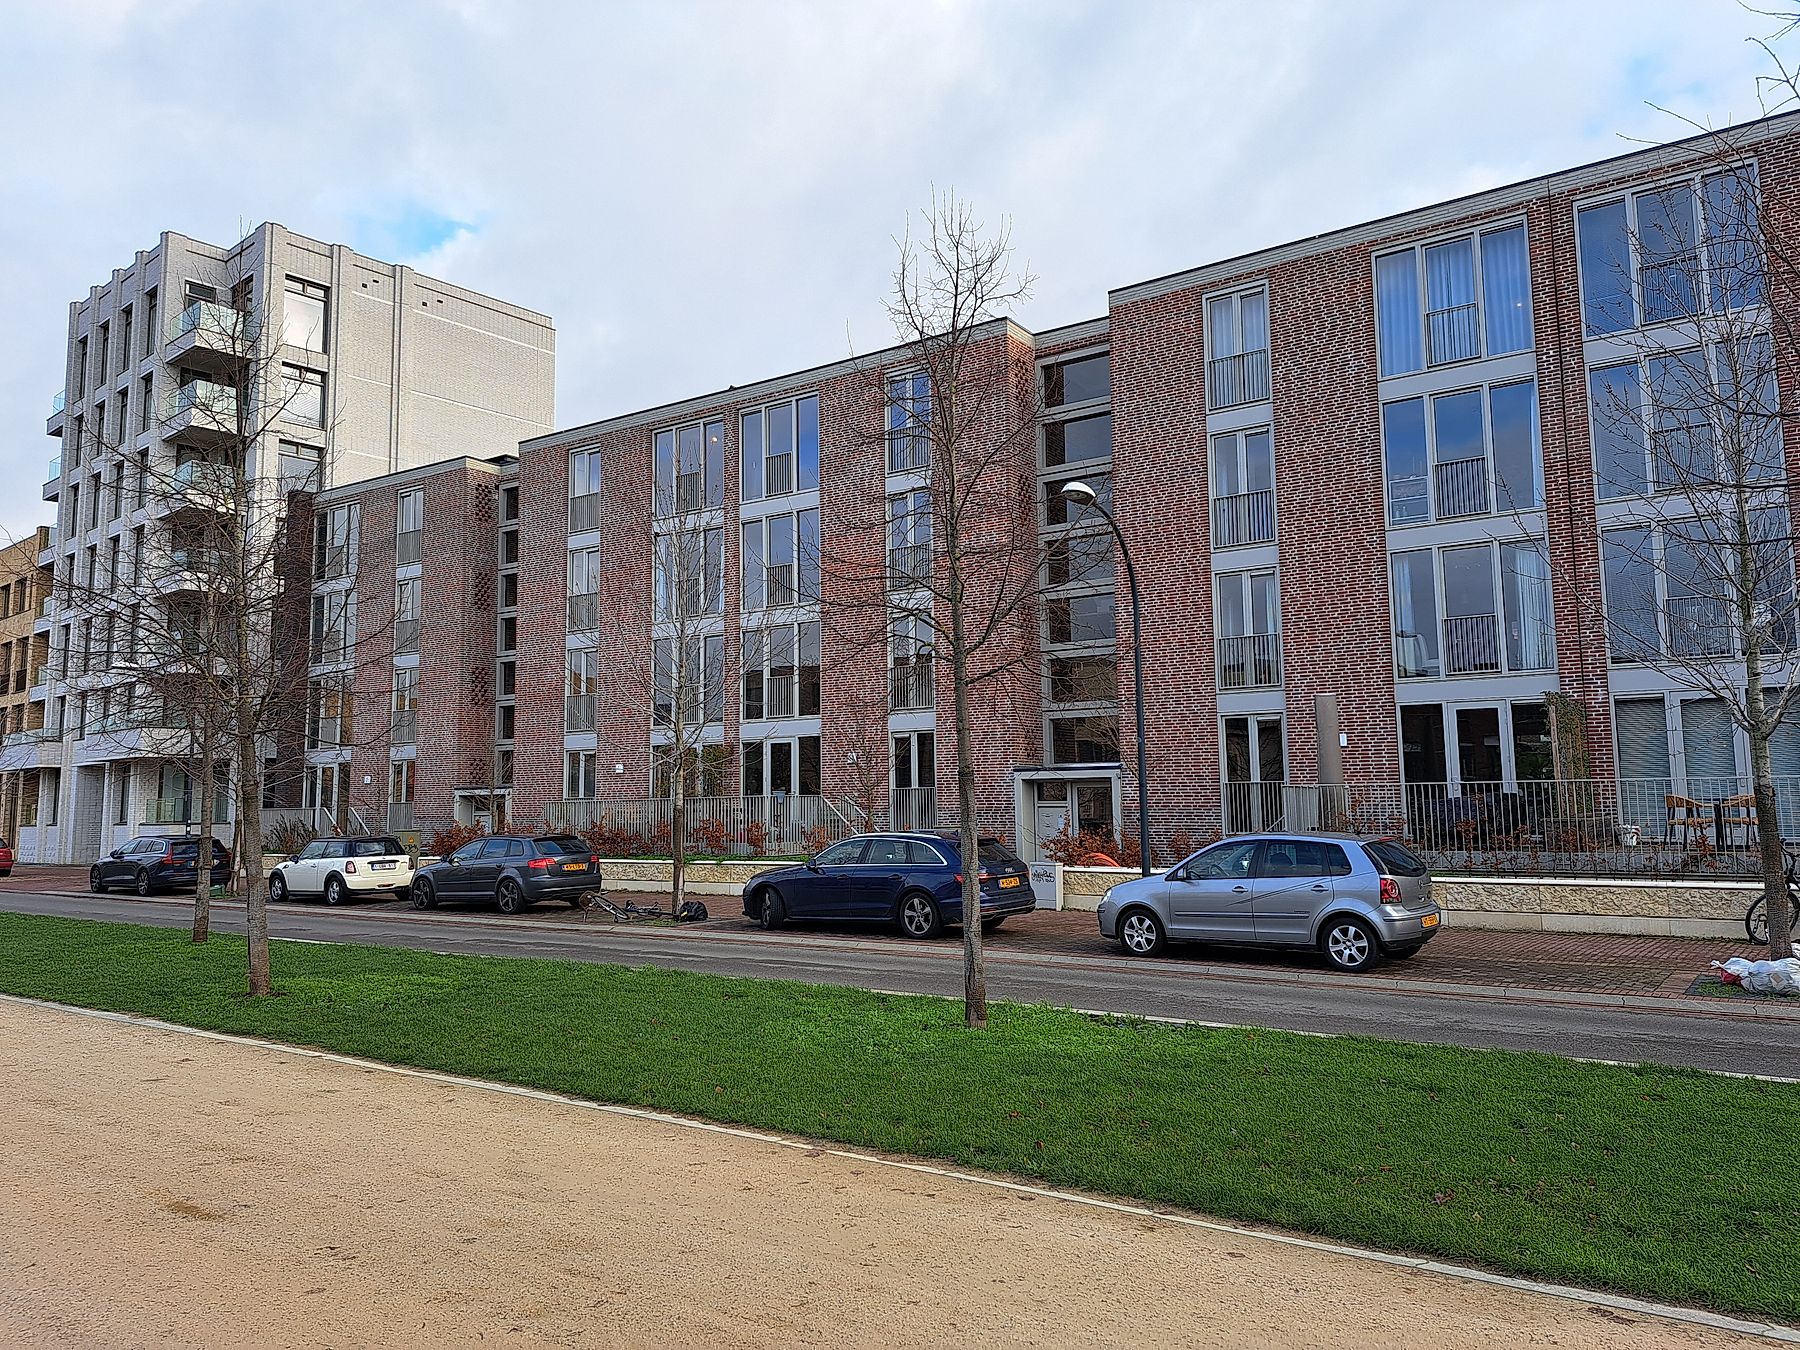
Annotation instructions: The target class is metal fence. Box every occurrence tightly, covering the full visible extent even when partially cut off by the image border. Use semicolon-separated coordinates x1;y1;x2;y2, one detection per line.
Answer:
1223;776;1796;878
548;794;865;857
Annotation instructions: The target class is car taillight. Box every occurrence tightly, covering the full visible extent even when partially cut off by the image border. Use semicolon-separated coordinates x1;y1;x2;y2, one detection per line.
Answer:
1379;877;1401;904
527;857;552;870
345;860;358;874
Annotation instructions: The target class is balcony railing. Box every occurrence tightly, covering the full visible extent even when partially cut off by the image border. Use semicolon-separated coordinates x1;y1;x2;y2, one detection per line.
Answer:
1443;613;1501;674
887;543;932;589
1426;303;1480;365
149;796;233;826
394;618;420;656
391;708;417;746
397;530;422;566
890;785;938;832
166;381;239;429
1433;457;1489;518
566;693;597;732
1207;348;1270;409
52;390;65;416
1218;633;1282;690
569;492;601;533
1667;594;1733;658
568;593;600;632
169;300;240;348
386;801;417;832
170;459;235;504
2;727;60;748
46;455;61;483
1211;488;1275;548
889;660;934;711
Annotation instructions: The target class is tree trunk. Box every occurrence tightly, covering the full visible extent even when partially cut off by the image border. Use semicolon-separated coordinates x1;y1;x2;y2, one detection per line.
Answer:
671;746;687;921
1744;685;1794;957
236;718;270;994
192;716;214;944
940;432;986;1029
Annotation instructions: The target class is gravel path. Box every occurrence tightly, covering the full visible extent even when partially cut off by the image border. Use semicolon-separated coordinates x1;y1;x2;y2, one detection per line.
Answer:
0;998;1760;1347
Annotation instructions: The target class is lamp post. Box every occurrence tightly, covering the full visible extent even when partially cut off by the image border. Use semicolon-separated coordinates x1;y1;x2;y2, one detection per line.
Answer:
1060;480;1151;877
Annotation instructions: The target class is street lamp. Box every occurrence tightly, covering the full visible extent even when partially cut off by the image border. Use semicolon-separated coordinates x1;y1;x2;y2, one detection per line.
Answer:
1060;480;1151;877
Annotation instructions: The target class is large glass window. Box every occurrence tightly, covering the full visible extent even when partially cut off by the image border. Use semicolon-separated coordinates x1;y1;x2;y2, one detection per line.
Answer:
887;371;930;474
1206;288;1269;408
1382;399;1429;525
1391;541;1552;678
282;365;325;428
396;488;423;565
742;510;818;611
1376;223;1532;376
1591;343;1781;499
1043;412;1111;468
742;394;820;501
653;635;725;727
569;448;601;531
282;277;328;352
742;620;821;720
1212;426;1274;547
654;526;723;619
393;578;420;656
1601;527;1661;661
653;419;724;514
1500;541;1555;672
887;489;932;588
1046;592;1115;645
1216;570;1280;690
1043;353;1110;408
568;547;601;631
312;504;358;580
1384;381;1539;524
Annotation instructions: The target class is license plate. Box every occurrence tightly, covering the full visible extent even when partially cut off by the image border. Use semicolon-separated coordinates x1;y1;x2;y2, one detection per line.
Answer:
1420;913;1440;928
373;861;396;871
563;861;588;871
998;876;1020;889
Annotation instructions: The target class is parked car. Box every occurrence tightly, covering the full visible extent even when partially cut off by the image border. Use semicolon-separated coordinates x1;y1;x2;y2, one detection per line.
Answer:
0;835;12;877
90;836;233;897
410;834;598;913
742;831;1036;938
269;836;414;906
1096;832;1439;972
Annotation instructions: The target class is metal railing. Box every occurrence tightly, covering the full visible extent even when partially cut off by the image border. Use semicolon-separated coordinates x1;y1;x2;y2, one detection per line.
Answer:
887;543;932;589
890;786;938;832
1207;348;1270;409
386;802;416;832
397;530;422;566
889;660;934;711
1211;488;1275;548
565;693;596;732
1443;613;1501;674
1218;633;1281;690
166;381;238;427
390;709;417;745
45;455;61;483
1433;456;1489;518
569;493;601;533
1;727;59;748
393;618;420;656
547;793;859;857
1666;595;1733;658
169;300;240;347
568;593;600;632
1426;303;1480;365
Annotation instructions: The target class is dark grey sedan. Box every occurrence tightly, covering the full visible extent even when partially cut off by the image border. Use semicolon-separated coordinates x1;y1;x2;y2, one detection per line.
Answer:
1096;832;1439;971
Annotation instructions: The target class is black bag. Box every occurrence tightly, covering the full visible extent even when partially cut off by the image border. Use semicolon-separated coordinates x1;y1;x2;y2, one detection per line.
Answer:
676;899;709;923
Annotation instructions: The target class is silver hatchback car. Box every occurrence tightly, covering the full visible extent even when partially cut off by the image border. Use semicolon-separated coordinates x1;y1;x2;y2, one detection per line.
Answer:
1096;832;1440;972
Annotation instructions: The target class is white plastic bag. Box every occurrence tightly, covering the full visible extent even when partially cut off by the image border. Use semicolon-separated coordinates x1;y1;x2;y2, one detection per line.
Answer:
1712;957;1755;984
1738;957;1800;995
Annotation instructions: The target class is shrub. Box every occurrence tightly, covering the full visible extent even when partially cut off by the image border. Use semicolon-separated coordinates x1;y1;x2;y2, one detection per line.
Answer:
692;817;729;856
1041;823;1140;869
801;825;832;858
742;819;768;854
579;818;652;858
427;821;486;859
263;817;317;857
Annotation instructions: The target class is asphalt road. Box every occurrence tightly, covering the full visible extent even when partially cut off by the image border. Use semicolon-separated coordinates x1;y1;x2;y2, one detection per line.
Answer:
4;889;1796;1078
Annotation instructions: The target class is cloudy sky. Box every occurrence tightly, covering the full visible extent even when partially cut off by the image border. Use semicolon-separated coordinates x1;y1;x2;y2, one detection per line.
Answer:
0;0;1787;543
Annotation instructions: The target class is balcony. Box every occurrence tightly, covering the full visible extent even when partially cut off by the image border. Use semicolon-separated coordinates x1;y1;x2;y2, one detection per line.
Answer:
1426;303;1480;366
889;660;934;712
42;454;61;503
1211;488;1275;549
0;725;62;772
1433;457;1489;519
1218;633;1282;690
1443;613;1502;674
164;382;239;444
47;390;65;438
568;593;599;633
168;459;237;515
890;785;937;832
565;693;596;732
569;492;601;534
1667;595;1733;659
1207;348;1270;410
887;543;932;590
164;300;244;371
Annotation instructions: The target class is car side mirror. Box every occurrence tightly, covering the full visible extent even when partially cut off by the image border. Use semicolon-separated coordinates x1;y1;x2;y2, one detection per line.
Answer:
806;856;821;873
287;854;299;863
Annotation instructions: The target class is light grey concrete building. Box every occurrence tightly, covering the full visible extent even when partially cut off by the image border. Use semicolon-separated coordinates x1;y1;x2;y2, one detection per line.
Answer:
9;222;555;864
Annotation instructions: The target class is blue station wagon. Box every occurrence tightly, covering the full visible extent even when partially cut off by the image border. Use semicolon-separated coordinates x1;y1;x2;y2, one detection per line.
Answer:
743;831;1035;938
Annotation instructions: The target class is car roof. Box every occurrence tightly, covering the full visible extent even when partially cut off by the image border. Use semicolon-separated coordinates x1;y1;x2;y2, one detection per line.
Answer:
1221;830;1383;843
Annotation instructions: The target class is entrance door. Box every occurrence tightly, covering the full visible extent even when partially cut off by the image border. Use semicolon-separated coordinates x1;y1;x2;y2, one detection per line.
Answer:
1224;716;1285;832
1454;706;1504;788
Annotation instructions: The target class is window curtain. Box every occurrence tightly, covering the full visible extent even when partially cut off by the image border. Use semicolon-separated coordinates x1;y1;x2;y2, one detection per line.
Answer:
1480;225;1532;354
1374;252;1422;377
1241;292;1268;353
1501;541;1554;671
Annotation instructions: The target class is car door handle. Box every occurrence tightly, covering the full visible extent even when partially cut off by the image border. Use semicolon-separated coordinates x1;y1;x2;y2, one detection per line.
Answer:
1233;885;1247;893
1311;884;1328;892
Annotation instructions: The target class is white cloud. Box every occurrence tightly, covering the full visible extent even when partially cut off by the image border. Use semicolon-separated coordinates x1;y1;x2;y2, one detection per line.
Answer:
0;0;1785;542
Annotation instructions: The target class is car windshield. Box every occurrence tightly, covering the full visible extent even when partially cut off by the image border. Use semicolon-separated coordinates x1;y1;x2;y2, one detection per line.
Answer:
348;837;405;857
977;837;1021;864
535;835;589;856
1363;839;1428;877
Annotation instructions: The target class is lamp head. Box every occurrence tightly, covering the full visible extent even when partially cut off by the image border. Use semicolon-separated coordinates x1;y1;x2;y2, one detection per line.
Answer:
1059;480;1098;508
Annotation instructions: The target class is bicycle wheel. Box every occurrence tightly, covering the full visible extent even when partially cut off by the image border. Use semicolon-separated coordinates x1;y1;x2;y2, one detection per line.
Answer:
1746;896;1769;946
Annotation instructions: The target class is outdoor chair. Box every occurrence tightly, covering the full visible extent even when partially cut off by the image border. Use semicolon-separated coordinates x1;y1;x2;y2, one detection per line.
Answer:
1664;794;1711;847
1718;794;1758;848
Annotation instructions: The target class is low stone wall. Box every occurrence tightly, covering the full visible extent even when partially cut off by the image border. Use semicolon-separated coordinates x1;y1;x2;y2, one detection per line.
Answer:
596;858;788;897
1051;866;1753;938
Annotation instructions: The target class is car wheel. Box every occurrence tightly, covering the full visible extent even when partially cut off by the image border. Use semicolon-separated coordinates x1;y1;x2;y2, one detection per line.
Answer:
981;915;1006;932
897;890;942;939
268;874;287;904
412;879;437;910
90;867;107;894
758;887;786;930
1322;916;1379;973
1118;907;1166;957
133;869;153;898
496;878;525;915
324;874;346;907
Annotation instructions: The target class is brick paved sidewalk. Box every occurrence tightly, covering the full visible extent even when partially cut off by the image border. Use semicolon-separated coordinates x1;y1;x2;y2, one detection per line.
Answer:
1;862;1775;1002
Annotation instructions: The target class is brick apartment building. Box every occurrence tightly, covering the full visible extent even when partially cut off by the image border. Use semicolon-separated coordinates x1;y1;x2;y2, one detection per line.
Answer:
8;223;554;864
0;527;54;845
210;108;1800;861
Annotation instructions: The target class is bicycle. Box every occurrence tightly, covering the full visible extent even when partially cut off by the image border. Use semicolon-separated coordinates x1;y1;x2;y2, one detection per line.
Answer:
575;887;707;924
1743;849;1800;946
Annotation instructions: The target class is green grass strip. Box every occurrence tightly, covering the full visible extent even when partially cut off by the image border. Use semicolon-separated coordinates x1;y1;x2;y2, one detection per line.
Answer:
1;912;1795;1323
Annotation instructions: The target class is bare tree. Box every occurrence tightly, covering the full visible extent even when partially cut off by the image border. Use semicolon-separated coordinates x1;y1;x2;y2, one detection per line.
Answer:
822;193;1043;1028
1576;121;1799;955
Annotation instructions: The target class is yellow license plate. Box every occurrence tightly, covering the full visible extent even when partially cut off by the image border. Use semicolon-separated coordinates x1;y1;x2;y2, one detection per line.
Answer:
1420;913;1439;928
998;876;1021;889
564;861;589;871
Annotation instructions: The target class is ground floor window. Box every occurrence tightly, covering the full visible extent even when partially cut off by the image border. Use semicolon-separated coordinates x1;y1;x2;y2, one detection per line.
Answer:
742;736;821;798
892;731;935;829
1224;714;1285;832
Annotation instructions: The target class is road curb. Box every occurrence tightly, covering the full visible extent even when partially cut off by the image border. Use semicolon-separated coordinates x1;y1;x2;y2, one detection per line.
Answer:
1;991;1795;1345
